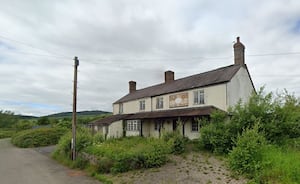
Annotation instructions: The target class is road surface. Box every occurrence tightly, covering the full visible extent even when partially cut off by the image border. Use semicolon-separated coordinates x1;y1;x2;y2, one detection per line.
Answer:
0;138;101;184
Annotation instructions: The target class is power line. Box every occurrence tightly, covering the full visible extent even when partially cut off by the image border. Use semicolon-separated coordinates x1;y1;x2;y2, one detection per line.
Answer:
0;34;69;58
2;33;300;63
3;50;71;60
247;52;300;57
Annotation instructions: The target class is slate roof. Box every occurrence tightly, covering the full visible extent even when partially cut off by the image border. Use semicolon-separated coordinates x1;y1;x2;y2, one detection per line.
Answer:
92;106;221;126
114;64;244;104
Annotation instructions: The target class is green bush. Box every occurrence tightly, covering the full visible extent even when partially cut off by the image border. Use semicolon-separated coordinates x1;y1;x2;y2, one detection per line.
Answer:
200;88;300;154
15;120;35;131
199;110;233;154
72;156;89;169
53;119;72;129
163;131;187;154
37;117;50;125
85;137;171;173
0;129;15;138
229;125;267;177
93;132;105;144
0;110;17;128
11;127;66;148
53;127;93;159
96;157;114;173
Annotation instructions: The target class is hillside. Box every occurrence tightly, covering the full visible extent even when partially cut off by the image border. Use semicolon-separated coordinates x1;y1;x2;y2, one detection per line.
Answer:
45;110;111;119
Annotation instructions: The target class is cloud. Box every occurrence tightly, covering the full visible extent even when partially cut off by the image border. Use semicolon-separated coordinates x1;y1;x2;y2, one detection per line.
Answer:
0;0;300;116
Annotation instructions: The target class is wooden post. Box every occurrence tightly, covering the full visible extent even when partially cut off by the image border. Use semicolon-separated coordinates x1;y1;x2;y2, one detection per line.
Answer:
72;56;79;160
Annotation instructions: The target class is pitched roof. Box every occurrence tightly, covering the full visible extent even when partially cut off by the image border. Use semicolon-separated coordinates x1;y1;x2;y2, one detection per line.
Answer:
90;114;129;126
92;106;222;126
115;64;243;103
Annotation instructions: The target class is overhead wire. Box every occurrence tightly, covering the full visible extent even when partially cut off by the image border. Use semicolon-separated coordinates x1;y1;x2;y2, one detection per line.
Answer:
1;33;300;63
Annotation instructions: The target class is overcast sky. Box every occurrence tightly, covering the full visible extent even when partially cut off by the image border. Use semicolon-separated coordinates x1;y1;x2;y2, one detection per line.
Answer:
0;0;300;116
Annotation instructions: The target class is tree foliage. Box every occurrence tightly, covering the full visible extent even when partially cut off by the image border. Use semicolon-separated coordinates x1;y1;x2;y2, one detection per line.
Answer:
0;110;17;128
199;87;300;154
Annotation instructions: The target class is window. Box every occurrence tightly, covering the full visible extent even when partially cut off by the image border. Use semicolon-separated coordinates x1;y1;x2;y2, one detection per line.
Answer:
156;97;164;109
126;120;141;131
194;90;205;105
191;120;199;132
139;100;145;111
119;103;123;114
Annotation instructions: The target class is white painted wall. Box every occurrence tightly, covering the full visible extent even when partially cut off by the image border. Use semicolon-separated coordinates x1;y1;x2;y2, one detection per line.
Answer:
107;120;123;138
227;67;254;109
113;104;119;115
113;97;152;114
184;121;200;140
126;130;140;136
150;84;227;112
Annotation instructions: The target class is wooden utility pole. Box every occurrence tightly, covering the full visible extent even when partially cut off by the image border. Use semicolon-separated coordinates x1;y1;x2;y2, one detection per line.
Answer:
72;56;79;160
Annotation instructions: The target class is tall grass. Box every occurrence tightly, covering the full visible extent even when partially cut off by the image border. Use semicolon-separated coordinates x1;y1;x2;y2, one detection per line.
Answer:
259;146;300;184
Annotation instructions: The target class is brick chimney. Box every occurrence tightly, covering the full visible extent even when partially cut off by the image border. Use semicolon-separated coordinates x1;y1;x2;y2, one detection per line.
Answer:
233;37;245;65
165;70;174;83
129;81;136;93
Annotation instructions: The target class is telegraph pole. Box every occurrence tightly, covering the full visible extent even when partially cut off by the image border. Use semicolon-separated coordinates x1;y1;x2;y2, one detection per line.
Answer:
72;56;79;160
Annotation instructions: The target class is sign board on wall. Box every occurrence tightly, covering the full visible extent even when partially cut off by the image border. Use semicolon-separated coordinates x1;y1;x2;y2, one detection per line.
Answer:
169;93;188;108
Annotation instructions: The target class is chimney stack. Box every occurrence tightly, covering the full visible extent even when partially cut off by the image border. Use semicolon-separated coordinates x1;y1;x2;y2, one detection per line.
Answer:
129;81;136;93
165;70;174;83
233;37;245;65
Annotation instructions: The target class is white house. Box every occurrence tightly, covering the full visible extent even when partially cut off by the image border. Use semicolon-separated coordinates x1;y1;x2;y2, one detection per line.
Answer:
91;37;255;139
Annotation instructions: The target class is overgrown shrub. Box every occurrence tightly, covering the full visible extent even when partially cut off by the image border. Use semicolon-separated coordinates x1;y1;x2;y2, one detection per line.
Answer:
37;117;50;125
53;127;93;159
200;88;300;154
0;110;17;128
96;157;114;173
11;127;66;148
93;132;105;144
229;125;266;177
0;129;15;138
229;88;300;144
85;137;171;173
53;119;72;129
199;110;233;154
163;131;187;154
14;120;35;131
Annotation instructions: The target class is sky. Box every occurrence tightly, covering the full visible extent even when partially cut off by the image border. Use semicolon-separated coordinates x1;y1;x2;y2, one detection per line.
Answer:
0;0;300;116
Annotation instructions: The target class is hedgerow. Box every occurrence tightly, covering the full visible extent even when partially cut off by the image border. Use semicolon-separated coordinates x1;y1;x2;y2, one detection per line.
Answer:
11;127;66;148
0;129;15;139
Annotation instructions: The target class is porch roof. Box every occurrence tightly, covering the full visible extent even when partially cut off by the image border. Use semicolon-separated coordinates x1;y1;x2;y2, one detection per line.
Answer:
92;106;222;126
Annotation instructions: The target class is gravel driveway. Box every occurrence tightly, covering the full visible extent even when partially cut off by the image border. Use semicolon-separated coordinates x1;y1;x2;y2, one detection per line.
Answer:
0;138;101;184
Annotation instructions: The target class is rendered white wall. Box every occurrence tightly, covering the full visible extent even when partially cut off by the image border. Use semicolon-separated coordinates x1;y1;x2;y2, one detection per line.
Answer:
107;120;123;138
227;67;254;109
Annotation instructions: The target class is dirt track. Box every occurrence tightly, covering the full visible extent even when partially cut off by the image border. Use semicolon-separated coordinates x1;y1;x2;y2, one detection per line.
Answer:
0;138;101;184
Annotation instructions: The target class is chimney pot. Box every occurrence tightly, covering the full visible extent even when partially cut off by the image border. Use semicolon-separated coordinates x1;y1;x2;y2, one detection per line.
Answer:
233;36;245;65
129;81;136;93
165;71;174;83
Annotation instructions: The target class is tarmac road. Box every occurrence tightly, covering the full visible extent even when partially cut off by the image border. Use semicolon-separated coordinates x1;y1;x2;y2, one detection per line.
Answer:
0;138;101;184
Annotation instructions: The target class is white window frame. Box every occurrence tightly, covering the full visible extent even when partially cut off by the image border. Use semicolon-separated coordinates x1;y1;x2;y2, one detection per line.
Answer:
139;100;145;111
156;97;164;109
194;90;205;105
191;120;199;132
126;120;141;131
